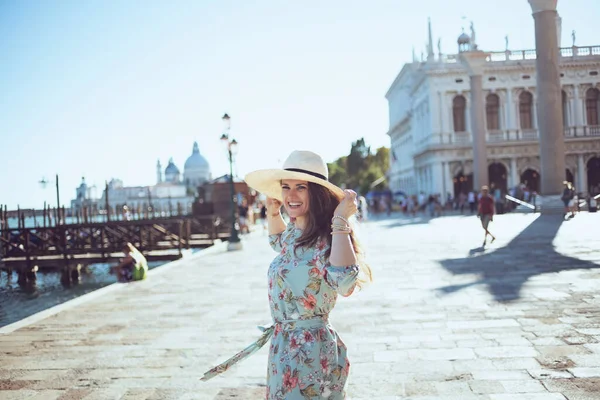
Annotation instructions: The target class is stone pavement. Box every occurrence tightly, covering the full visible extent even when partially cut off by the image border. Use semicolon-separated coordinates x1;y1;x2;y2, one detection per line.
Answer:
1;212;600;400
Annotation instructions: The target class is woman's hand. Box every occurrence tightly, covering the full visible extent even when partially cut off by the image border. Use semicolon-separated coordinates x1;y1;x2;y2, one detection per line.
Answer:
266;197;282;217
333;190;358;220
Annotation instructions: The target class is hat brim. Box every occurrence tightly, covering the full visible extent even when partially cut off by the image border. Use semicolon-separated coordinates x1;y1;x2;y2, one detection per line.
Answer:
244;169;345;202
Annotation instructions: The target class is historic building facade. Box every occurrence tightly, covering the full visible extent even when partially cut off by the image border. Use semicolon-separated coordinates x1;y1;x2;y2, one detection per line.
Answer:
96;142;212;214
386;24;600;199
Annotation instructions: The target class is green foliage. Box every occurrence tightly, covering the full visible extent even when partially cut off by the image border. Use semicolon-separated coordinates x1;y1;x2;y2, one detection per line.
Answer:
328;138;389;195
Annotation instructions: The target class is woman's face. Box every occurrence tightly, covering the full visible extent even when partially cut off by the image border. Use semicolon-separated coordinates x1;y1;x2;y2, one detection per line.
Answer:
281;179;310;219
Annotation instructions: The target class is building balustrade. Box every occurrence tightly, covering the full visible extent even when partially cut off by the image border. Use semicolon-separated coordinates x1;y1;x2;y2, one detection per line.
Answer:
487;130;505;142
564;125;600;137
416;125;600;149
440;46;600;65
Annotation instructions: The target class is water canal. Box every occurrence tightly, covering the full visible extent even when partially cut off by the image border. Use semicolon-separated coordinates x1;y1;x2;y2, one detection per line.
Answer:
0;260;166;328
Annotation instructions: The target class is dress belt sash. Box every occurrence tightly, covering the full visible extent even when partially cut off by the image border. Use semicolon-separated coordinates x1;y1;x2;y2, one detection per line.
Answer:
200;315;329;381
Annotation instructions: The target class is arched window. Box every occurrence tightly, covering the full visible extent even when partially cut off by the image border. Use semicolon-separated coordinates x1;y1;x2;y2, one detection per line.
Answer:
586;88;600;126
453;95;467;132
519;91;534;129
561;90;569;127
486;93;501;130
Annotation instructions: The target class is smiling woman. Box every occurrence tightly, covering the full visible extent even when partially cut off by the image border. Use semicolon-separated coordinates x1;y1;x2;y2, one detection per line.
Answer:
281;180;310;218
201;150;372;399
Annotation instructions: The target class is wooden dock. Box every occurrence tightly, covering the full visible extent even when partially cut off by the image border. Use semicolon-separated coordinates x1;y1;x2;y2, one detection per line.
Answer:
0;215;231;270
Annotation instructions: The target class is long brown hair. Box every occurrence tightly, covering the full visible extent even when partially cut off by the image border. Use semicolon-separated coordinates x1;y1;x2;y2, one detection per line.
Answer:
295;182;372;289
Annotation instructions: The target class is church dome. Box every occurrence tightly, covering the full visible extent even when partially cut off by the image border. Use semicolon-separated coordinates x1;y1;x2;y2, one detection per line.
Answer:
165;158;180;175
457;31;471;45
184;142;209;170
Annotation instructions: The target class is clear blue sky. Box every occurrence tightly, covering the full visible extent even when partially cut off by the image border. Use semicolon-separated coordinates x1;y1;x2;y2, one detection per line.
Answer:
1;0;598;209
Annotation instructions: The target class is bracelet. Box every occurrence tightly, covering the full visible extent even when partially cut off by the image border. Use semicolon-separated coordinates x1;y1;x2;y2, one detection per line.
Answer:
331;224;351;233
330;223;350;230
331;231;351;235
331;229;351;233
332;215;350;225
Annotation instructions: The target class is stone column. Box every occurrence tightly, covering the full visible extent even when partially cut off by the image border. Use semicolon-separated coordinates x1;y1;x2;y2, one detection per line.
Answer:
529;0;566;196
460;50;490;190
577;154;587;193
505;88;514;131
510;157;519;188
573;84;583;131
444;161;453;198
432;162;444;195
442;93;451;136
438;92;446;135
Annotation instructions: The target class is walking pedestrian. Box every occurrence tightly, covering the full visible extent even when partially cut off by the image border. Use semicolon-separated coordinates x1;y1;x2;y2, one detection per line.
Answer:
201;150;372;400
459;191;467;214
561;181;576;218
238;198;250;234
259;202;268;234
478;186;496;246
468;190;476;214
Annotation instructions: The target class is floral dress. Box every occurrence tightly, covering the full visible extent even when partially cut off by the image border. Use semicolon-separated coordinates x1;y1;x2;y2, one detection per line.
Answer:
201;223;359;400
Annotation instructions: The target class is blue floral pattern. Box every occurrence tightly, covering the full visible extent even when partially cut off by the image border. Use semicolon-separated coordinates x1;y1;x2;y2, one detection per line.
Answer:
266;223;359;399
201;222;359;400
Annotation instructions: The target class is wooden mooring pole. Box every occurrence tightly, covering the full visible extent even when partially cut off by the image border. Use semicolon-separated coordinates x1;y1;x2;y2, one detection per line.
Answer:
105;181;110;223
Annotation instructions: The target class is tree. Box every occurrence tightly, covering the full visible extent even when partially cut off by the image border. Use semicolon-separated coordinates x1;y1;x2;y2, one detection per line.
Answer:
328;156;348;188
327;139;390;195
346;138;370;181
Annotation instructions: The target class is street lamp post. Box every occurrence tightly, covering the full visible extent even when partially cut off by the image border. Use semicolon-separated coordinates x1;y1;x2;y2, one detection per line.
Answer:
39;174;62;225
221;113;243;251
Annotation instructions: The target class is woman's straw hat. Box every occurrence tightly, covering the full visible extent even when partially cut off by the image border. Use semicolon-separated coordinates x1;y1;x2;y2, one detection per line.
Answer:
244;150;344;202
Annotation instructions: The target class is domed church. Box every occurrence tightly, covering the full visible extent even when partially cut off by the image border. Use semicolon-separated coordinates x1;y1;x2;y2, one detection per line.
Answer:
96;142;212;214
183;142;211;189
156;142;212;192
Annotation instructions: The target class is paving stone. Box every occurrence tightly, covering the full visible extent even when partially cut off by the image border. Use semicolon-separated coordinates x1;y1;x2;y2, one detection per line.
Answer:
489;394;567;400
405;397;491;400
529;337;567;346
431;380;472;394
494;336;532;346
541;378;600;399
28;391;66;400
567;367;600;378
472;370;533;381
474;346;538;359
469;380;505;394
491;358;541;370
406;348;476;360
448;320;520;330
500;380;547;393
527;369;574;379
0;390;40;400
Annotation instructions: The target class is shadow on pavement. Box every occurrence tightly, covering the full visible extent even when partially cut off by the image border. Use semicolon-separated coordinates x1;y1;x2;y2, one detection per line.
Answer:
437;215;600;302
370;211;469;229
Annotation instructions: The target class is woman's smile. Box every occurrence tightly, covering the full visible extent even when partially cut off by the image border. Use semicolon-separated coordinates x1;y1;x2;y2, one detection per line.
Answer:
281;180;310;219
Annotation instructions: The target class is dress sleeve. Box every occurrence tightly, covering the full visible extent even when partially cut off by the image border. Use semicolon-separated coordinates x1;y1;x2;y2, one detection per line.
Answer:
268;222;293;252
318;244;359;297
268;232;284;252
